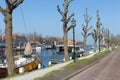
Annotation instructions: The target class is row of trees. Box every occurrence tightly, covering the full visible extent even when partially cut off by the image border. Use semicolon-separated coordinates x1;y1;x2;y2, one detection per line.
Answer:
81;9;111;55
81;8;120;56
57;0;111;61
58;0;120;62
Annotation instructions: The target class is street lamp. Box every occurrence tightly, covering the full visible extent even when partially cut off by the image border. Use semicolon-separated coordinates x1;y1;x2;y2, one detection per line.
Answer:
71;18;76;62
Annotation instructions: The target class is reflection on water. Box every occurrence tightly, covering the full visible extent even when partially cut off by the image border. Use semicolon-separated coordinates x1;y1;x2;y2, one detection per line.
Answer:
37;50;56;67
36;50;73;67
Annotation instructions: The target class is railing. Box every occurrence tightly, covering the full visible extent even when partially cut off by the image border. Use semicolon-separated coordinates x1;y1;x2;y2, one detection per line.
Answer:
15;58;34;68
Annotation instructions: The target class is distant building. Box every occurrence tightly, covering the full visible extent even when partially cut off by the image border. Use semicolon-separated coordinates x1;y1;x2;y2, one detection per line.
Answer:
29;36;40;43
68;40;77;45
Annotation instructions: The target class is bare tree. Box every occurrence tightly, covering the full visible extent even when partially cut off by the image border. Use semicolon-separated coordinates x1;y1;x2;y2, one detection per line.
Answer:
98;30;103;51
104;28;110;49
115;34;120;46
111;34;120;47
96;10;102;52
110;34;115;47
57;0;74;61
82;8;92;56
0;0;23;75
107;30;110;49
101;27;105;51
92;29;97;53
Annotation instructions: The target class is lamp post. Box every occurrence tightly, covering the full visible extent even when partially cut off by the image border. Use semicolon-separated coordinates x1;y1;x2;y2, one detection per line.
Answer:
71;18;76;62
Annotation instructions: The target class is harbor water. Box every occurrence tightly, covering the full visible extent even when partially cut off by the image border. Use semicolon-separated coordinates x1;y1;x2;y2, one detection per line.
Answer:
0;45;93;68
36;45;92;67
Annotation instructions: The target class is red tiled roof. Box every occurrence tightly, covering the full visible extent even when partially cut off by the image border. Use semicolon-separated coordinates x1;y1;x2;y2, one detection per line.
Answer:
68;40;76;45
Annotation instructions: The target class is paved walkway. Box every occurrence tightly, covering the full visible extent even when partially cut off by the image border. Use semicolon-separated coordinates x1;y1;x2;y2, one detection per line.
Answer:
69;48;120;80
7;52;97;80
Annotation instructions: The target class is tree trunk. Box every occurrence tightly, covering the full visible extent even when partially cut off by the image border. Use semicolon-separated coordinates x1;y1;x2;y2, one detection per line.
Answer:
84;37;87;56
101;38;104;51
4;12;15;75
93;40;96;53
64;32;69;61
105;39;107;49
98;38;101;52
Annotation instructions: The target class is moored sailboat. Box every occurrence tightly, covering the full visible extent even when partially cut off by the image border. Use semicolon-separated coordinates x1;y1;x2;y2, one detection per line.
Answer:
0;41;41;78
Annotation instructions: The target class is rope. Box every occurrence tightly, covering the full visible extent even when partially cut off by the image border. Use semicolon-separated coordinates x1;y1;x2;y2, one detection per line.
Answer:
20;6;28;40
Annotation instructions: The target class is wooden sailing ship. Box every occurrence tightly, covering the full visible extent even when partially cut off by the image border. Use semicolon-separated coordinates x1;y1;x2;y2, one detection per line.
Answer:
0;41;41;78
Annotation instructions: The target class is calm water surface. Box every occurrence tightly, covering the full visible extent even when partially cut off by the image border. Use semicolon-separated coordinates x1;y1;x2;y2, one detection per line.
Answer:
36;50;73;67
0;45;92;67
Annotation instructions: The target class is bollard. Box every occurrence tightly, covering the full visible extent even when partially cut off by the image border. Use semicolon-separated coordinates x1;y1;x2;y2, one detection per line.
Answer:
63;58;65;62
70;56;72;60
80;54;82;57
48;61;51;66
19;67;24;74
38;64;41;69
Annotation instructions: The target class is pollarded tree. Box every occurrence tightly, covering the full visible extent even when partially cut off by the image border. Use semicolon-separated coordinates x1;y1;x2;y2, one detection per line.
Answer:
0;0;23;75
96;10;102;52
98;30;103;51
104;28;110;49
107;30;110;49
101;27;104;51
115;34;120;46
92;29;97;53
57;0;75;61
111;34;120;47
82;8;92;56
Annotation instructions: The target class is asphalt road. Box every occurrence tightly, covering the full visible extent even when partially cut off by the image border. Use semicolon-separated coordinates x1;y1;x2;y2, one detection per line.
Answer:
69;48;120;80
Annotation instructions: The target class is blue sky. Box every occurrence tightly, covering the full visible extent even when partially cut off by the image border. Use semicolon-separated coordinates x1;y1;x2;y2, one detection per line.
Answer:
0;0;120;44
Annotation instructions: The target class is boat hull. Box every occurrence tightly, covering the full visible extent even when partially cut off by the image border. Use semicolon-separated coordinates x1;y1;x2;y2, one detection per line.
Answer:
0;68;8;78
0;57;40;78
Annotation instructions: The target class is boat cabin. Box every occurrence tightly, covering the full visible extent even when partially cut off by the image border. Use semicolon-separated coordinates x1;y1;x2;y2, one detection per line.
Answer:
56;44;80;53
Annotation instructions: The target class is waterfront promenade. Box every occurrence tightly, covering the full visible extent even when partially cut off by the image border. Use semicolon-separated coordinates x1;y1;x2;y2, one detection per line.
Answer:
7;51;96;80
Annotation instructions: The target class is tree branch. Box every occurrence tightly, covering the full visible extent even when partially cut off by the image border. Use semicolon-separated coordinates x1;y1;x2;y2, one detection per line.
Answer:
82;24;86;31
88;17;92;22
12;0;17;5
88;26;92;31
0;6;5;15
0;6;3;12
57;5;63;16
6;0;12;5
68;0;74;4
66;24;73;32
67;13;74;22
13;0;23;10
92;32;95;38
5;0;13;10
81;32;85;37
87;33;91;37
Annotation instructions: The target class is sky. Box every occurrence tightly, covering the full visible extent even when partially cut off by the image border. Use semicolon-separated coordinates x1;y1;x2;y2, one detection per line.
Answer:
0;0;120;45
